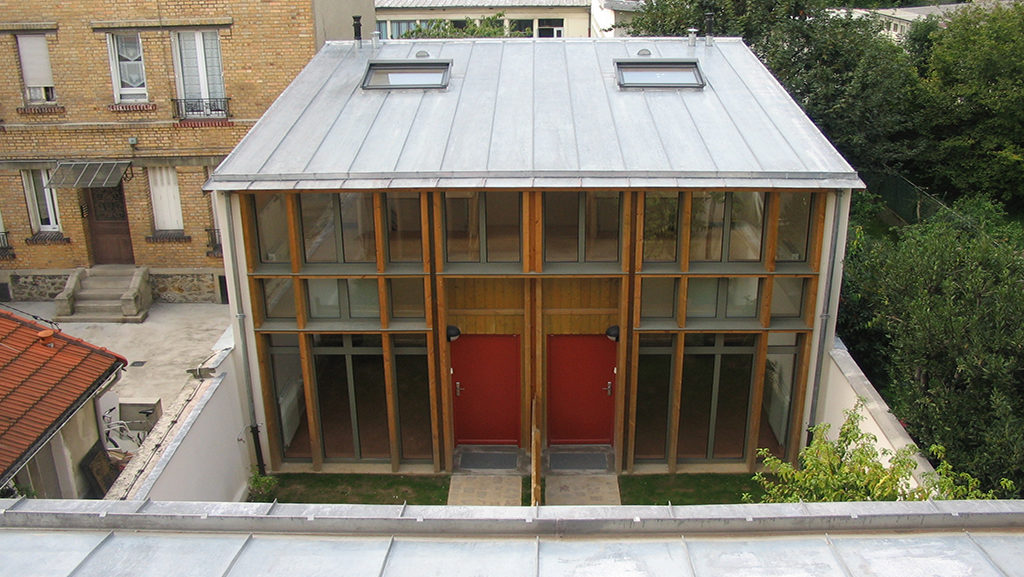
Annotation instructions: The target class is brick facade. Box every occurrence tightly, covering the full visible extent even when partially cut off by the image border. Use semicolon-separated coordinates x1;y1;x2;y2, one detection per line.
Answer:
0;1;317;300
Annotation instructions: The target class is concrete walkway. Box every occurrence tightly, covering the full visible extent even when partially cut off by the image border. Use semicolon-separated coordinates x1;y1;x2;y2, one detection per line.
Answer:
545;474;622;505
447;475;522;506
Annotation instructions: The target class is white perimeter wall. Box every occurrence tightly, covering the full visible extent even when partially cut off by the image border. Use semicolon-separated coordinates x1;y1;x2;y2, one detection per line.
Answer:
132;344;253;502
818;338;933;485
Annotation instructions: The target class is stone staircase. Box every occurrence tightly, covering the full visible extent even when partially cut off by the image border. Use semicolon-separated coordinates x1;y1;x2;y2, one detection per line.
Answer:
54;265;152;323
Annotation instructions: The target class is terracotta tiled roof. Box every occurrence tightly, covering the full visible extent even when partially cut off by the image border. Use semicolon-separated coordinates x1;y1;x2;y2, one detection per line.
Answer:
0;309;126;486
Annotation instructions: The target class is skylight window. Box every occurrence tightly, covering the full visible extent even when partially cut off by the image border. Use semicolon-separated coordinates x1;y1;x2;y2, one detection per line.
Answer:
615;59;705;88
362;60;452;89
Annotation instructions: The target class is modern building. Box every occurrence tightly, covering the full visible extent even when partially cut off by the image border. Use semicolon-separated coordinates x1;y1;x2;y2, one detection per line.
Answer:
0;1;327;307
374;0;591;39
206;37;862;480
0;309;126;498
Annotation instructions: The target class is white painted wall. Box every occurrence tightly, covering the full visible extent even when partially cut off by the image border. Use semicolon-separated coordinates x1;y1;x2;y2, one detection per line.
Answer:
134;345;253;502
818;339;933;485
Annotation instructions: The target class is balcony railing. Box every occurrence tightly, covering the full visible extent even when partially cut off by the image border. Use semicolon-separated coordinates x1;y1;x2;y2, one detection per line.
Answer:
0;232;15;260
206;228;223;258
171;97;231;119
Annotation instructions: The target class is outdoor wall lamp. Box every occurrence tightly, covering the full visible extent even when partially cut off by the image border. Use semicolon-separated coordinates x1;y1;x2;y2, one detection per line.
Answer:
605;325;620;342
446;325;461;342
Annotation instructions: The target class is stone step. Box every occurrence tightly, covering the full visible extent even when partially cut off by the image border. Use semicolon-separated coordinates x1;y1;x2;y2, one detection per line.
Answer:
74;301;123;315
88;265;139;277
77;288;124;301
81;275;132;290
53;311;148;324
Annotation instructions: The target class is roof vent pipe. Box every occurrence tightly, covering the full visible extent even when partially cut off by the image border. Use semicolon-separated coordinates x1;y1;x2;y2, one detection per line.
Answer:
704;12;714;46
688;27;698;46
353;15;362;49
372;30;380;49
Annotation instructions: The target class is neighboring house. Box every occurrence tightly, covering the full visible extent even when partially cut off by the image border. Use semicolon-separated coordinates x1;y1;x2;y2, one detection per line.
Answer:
206;37;862;477
374;0;591;38
850;3;967;37
0;1;333;307
592;0;644;37
0;309;126;498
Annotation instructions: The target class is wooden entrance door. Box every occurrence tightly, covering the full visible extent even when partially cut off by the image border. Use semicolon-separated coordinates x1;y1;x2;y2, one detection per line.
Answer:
451;335;520;445
547;335;616;444
88;185;134;264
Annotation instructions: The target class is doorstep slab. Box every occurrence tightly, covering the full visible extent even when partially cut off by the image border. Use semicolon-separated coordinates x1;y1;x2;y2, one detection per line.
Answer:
544;474;621;506
447;475;522;506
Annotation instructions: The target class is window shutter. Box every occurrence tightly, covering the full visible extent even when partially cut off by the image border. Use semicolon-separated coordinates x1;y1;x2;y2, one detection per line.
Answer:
17;35;54;87
148;167;184;230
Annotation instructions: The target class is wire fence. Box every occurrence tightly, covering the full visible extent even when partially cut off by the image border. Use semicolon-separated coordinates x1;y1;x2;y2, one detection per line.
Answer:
861;171;947;226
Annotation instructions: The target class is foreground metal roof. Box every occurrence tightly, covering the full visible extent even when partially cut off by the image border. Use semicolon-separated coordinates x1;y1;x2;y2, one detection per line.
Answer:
376;0;590;8
3;499;1024;576
208;38;862;192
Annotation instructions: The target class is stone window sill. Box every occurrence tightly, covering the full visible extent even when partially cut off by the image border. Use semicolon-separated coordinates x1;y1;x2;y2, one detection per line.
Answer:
109;102;157;112
146;230;191;243
176;118;233;128
18;104;66;115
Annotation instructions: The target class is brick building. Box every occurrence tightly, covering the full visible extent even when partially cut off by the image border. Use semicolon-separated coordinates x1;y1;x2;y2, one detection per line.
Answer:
0;1;331;304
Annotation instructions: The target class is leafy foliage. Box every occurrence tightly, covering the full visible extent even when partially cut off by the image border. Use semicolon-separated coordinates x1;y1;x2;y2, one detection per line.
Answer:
838;198;1024;495
403;13;527;38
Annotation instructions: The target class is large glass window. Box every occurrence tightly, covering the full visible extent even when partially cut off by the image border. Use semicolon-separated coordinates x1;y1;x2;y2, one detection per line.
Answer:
686;278;762;320
764;333;801;458
771;277;806;319
640;278;676;319
268;335;310;461
390;278;425;319
544;191;620;263
394;334;432;460
678;333;755;460
634;334;674;461
690;191;765;263
444;191;520;263
263;278;296;319
313;334;389;460
301;193;376;264
643;191;679;263
777;192;812;262
254;194;289;264
386;192;422;262
307;278;380;320
108;33;147;102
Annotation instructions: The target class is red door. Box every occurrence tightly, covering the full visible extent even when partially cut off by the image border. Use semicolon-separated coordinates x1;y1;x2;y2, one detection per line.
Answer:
548;335;616;444
451;335;521;445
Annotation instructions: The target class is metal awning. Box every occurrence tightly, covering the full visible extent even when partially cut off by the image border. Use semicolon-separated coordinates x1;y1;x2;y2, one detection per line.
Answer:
48;160;130;189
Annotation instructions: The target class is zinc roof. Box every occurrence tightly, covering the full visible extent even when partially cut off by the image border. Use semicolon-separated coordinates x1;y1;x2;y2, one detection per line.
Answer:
208;38;863;192
376;0;590;8
0;310;126;485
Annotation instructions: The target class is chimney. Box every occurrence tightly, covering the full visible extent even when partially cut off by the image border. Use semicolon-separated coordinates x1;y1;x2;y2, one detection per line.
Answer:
353;16;362;48
687;27;698;46
37;329;55;348
705;12;714;46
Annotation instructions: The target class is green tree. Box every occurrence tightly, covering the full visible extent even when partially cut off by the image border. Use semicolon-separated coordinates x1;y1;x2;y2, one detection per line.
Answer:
840;197;1024;495
403;13;526;38
920;2;1024;206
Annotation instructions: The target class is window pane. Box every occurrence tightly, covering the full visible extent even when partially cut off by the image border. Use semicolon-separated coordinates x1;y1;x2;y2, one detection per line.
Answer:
771;278;804;318
678;354;713;459
396;339;432;460
201;31;225;99
643;192;678;262
686;278;718;318
690;191;724;261
544;191;578;262
347;279;380;318
728;191;765;261
445;191;480;262
713;354;752;459
353;354;389;459
390;278;425;318
726;278;759;318
585;191;619;262
635;334;673;460
340;194;376;263
302;194;338;263
486;191;520;262
255;194;290;263
387;193;422;262
316;354;355;458
263;278;295;318
764;352;797;458
778;192;811;262
308;279;340;318
767;332;798;346
641;278;675;319
271;349;310;460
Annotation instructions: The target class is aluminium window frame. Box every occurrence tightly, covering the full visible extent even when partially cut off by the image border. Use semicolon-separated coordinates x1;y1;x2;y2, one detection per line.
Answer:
361;59;452;90
22;169;60;233
615;58;705;89
170;29;227;116
107;32;148;103
16;34;57;104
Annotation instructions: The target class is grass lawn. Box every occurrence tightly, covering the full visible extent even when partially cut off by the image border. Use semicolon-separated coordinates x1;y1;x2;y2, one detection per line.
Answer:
268;473;760;505
273;473;450;505
618;474;763;505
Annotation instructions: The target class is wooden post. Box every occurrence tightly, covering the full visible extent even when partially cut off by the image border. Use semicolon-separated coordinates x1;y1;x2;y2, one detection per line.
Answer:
382;334;400;472
298;334;324;470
